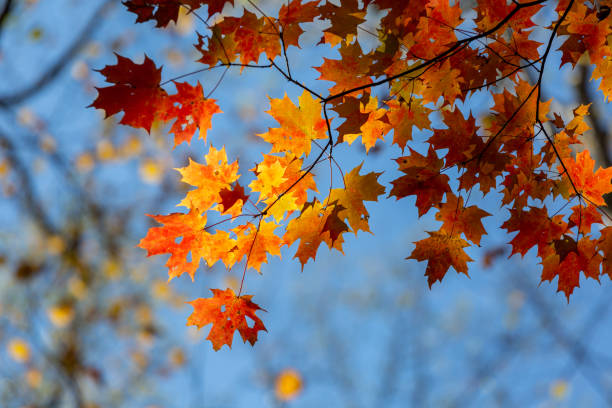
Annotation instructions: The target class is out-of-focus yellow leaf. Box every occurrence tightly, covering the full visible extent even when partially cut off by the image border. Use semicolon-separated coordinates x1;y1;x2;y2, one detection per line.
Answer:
136;305;153;325
68;277;88;299
97;139;116;161
550;379;569;400
0;160;9;177
275;369;303;402
8;338;30;363
152;279;171;301
120;135;142;157
17;107;38;128
139;158;163;184
76;153;94;172
131;351;148;370
47;304;74;328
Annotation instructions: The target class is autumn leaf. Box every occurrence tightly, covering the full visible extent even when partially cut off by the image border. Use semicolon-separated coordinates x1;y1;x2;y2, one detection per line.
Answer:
502;206;567;258
557;150;612;206
315;41;373;96
187;288;266;351
138;209;237;280
283;200;346;268
249;153;316;221
258;91;328;157
164;81;222;147
386;99;432;151
328;163;385;234
90;54;167;132
177;145;240;212
408;231;472;288
390;147;450;217
219;182;250;217
541;236;601;301
435;192;491;245
278;0;320;48
342;96;391;152
124;0;234;27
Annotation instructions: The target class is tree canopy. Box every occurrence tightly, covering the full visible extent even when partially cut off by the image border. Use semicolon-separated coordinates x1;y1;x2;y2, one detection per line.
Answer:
91;0;612;351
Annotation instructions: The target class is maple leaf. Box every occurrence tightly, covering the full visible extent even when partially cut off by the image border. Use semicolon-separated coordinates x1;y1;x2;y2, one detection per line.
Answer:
568;204;602;234
138;210;237;280
502;206;567;258
408;231;472;288
90;54;167;132
598;227;612;279
475;0;542;31
390;147;450;217
219;182;250;217
328;163;385;234
195;28;238;67
258;91;328;157
249;154;316;221
386;99;432;152
421;60;464;106
187;288;266;351
559;4;610;67
177;145;240;212
124;0;234;27
435;192;491;245
315;41;373;96
283;200;347;268
428;109;481;167
592;57;612;102
278;0;320;48
318;0;365;46
217;10;281;65
541;236;601;301
232;220;282;273
332;94;371;143
557;150;612;206
164;81;222;147
410;0;462;60
342;96;391;152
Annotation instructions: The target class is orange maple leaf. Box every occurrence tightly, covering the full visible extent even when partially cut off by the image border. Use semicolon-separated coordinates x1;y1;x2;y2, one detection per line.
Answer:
557;150;612;206
435;192;491;245
328;163;385;234
164;81;222;147
177;145;240;212
283;200;347;268
315;41;373;96
258;91;327;157
187;288;266;351
502;206;567;258
541;236;601;301
408;231;472;288
138;210;237;280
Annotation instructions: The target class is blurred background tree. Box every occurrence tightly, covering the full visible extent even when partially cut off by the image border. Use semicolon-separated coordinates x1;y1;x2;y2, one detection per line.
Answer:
0;1;612;407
